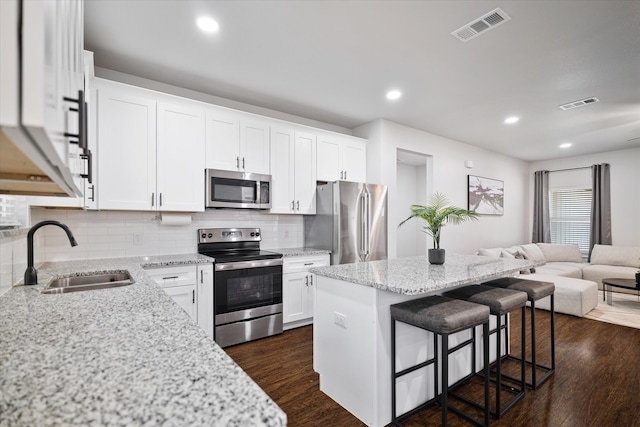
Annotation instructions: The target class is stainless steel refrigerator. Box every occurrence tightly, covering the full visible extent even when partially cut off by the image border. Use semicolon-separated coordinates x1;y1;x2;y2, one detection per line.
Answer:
304;181;388;265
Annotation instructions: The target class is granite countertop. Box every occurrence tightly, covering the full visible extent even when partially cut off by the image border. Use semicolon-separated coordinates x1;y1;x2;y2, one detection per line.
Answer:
0;254;287;427
274;247;331;257
311;253;540;295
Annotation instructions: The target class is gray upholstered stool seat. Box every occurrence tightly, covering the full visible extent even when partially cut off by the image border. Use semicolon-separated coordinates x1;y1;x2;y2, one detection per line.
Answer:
390;295;489;334
443;285;527;418
483;277;555;301
483;277;556;389
442;285;528;314
390;295;491;427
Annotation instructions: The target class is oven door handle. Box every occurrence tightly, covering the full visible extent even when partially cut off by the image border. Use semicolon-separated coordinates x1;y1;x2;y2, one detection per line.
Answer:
215;258;283;271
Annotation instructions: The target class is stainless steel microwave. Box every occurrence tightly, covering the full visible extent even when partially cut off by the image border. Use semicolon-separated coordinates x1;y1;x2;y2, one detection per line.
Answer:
205;169;271;209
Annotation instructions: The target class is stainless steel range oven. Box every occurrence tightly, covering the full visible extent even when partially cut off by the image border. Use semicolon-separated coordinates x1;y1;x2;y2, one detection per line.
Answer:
198;227;283;348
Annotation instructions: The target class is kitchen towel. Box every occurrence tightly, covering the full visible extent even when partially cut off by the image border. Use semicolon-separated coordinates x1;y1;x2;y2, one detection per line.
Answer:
160;213;192;226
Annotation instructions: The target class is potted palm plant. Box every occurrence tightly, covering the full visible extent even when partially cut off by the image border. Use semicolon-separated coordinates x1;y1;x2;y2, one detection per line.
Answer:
399;192;479;264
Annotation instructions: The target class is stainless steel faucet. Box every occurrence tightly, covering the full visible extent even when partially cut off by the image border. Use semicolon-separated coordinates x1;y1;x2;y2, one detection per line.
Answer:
24;220;77;285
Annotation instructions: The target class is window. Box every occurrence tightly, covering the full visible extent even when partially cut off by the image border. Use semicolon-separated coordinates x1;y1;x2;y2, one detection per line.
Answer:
549;188;592;256
0;195;28;230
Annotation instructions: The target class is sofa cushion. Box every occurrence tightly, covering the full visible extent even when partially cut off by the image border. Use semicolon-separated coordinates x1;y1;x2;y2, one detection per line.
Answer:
525;273;598;317
534;262;584;279
519;244;546;263
536;243;583;263
582;265;638;291
590;244;640;268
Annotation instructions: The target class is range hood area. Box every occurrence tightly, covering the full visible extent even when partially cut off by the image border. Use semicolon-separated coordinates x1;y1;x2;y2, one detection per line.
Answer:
0;131;73;196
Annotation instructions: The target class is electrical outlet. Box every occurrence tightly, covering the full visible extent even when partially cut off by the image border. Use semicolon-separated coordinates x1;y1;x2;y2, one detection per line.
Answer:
334;312;347;329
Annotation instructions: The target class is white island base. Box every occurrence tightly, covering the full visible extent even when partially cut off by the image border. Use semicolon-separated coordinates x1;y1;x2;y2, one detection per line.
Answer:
314;276;506;427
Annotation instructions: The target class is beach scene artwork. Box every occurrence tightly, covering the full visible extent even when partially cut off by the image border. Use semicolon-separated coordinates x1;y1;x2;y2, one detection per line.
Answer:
468;175;504;215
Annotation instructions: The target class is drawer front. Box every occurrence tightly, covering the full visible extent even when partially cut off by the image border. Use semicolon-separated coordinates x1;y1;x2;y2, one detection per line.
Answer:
283;255;330;274
145;265;197;288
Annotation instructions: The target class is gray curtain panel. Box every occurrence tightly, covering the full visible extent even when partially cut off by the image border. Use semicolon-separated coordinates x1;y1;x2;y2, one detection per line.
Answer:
589;163;612;259
532;170;551;243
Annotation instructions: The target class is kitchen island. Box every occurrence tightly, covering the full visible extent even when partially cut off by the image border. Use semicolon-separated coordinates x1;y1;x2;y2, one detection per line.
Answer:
311;253;538;427
0;255;286;427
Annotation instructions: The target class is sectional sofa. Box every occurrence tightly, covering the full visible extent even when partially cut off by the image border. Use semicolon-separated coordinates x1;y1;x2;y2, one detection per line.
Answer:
477;243;640;317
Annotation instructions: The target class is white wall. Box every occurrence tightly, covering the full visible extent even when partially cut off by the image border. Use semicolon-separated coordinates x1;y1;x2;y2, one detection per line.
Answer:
396;162;427;257
529;147;640;246
355;119;530;258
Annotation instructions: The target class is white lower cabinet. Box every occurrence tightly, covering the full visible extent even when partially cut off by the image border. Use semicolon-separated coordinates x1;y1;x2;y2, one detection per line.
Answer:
282;254;330;329
162;284;197;321
196;264;214;340
145;264;214;339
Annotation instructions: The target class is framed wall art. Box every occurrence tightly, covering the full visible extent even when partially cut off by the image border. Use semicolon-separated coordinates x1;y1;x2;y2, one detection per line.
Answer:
467;175;504;215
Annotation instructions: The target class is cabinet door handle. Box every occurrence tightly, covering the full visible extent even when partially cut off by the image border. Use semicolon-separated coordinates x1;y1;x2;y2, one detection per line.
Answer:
63;90;87;153
296;200;300;211
200;270;203;283
304;262;313;266
236;156;240;169
242;157;245;169
88;184;95;202
291;200;295;211
192;289;195;304
162;276;179;280
310;276;313;286
80;149;92;183
151;193;155;207
305;275;309;287
344;170;347;180
340;170;343;180
159;193;163;207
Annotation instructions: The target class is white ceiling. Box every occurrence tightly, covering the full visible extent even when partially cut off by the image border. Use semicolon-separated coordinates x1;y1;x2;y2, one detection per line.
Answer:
84;0;640;162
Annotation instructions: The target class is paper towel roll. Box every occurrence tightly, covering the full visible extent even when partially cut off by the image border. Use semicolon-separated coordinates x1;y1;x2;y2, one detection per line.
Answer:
160;213;192;226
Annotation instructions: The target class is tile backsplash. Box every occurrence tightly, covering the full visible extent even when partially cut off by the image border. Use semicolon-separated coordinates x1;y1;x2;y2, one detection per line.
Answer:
1;207;305;292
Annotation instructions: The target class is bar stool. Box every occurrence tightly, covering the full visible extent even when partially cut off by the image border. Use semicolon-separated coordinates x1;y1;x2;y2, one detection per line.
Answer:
443;285;527;418
482;277;556;389
391;295;491;427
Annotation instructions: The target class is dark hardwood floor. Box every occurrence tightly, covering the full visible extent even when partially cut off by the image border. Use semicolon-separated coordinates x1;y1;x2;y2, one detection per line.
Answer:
224;310;640;427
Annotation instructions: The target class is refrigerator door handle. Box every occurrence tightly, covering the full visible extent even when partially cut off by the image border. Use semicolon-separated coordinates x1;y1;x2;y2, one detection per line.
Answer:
359;193;367;260
363;192;370;260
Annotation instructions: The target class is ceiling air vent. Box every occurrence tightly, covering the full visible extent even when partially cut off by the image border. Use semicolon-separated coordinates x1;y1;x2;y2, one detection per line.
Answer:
558;97;600;111
451;8;511;42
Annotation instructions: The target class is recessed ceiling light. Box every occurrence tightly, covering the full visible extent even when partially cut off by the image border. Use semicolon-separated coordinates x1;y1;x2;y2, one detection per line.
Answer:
504;116;519;124
559;143;572;149
197;16;220;33
386;90;402;101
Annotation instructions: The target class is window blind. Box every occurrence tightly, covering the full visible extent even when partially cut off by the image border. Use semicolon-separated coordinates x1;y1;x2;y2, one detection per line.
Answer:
549;188;592;255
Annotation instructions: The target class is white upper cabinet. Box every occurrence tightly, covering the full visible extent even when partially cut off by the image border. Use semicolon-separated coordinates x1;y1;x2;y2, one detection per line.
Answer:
96;80;205;212
240;119;271;175
205;110;239;172
0;0;86;196
205;109;270;175
317;135;367;182
270;128;316;214
157;101;205;212
97;84;156;211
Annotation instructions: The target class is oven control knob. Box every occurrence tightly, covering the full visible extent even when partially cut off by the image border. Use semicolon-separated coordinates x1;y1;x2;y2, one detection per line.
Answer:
250;232;255;236
208;233;213;238
255;232;260;237
201;233;206;239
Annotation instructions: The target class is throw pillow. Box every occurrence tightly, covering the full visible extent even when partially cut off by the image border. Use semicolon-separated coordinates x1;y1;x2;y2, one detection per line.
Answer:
519;244;546;263
536;243;583;263
478;248;503;258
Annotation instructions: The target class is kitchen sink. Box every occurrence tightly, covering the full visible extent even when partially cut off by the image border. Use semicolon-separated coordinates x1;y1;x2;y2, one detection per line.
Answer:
41;271;134;294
